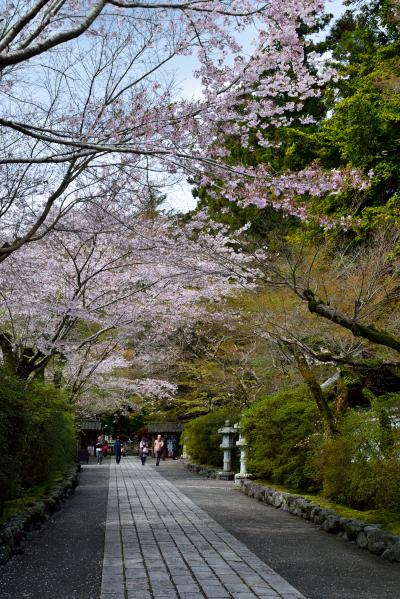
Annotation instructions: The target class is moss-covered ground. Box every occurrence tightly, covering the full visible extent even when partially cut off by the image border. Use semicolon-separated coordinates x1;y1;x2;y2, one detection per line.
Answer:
256;479;400;536
0;470;69;526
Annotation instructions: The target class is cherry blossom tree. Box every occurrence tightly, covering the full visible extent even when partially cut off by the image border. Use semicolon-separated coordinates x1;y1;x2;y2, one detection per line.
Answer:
0;202;256;411
67;350;179;415
0;0;358;263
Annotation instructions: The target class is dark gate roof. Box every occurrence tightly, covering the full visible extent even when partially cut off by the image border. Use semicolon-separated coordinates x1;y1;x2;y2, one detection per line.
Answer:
147;422;183;433
76;419;102;430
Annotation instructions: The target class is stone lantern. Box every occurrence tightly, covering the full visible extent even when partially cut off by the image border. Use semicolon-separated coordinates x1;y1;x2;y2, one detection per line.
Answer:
234;422;254;488
217;419;237;480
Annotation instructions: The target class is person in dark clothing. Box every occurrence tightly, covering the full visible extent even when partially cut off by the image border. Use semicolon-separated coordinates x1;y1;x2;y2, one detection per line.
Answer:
114;436;122;464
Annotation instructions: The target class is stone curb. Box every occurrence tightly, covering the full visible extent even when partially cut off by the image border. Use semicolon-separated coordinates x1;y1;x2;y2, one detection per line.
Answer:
185;462;400;564
185;461;221;479
0;464;80;566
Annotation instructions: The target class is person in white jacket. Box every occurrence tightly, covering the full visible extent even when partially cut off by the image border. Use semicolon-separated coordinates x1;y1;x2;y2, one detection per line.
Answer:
139;437;149;465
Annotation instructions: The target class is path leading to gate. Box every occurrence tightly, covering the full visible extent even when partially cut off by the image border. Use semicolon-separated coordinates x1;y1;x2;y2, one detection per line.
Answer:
101;458;304;599
2;457;400;599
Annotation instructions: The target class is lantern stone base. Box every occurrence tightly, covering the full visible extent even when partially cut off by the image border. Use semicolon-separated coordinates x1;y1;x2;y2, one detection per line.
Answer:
234;473;254;488
217;471;235;481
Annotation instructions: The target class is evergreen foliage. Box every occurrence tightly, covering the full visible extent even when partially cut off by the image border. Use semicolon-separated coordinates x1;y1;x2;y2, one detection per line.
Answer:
181;407;241;469
312;394;400;510
241;386;321;490
0;369;76;503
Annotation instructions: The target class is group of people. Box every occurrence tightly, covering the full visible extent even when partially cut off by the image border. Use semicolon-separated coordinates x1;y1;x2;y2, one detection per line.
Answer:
95;435;123;464
94;434;179;466
139;434;163;466
139;434;178;465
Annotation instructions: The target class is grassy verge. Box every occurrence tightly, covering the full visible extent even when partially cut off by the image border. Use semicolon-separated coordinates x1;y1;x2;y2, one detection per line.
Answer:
256;479;400;536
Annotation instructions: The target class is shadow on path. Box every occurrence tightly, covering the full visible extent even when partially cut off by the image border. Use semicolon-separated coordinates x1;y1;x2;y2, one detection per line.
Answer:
158;460;400;599
0;462;109;599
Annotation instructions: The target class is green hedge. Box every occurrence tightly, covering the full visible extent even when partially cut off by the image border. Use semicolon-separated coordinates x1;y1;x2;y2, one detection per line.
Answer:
182;407;241;469
241;385;321;490
312;398;400;510
0;370;76;503
182;385;400;512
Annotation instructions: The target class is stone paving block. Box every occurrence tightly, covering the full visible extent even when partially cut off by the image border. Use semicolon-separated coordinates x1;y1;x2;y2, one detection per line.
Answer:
241;575;266;586
123;557;145;565
198;585;231;596
224;583;254;593
229;594;259;599
168;567;194;576
101;575;125;585
148;565;170;573
125;580;151;590
176;584;202;593
101;587;125;597
192;571;217;580
124;563;147;571
149;572;173;582
201;594;231;599
172;575;198;585
196;578;223;587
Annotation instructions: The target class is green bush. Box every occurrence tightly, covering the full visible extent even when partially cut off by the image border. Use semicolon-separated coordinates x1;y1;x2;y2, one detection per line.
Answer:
0;373;28;501
0;370;76;503
312;401;400;510
182;407;241;469
241;385;321;490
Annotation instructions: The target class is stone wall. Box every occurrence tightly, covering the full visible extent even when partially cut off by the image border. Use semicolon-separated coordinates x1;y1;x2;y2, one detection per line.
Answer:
239;479;400;563
0;464;80;566
184;461;400;563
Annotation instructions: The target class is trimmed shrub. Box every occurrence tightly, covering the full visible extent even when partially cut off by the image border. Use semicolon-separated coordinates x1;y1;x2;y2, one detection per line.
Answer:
182;407;241;469
241;385;321;490
312;401;400;510
0;370;76;503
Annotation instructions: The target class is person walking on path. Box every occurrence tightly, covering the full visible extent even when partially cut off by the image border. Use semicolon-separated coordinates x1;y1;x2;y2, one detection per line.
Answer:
154;434;164;466
114;436;122;464
95;434;105;464
101;441;109;459
139;437;149;465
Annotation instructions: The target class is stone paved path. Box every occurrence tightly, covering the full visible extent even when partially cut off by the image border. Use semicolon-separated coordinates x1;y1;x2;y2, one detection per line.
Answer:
101;458;306;599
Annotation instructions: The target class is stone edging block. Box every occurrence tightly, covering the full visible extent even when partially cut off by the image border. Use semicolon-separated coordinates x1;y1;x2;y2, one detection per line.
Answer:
184;461;400;564
186;462;219;479
0;464;80;566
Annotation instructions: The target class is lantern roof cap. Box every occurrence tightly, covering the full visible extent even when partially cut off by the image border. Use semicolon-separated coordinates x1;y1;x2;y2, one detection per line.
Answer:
218;419;237;434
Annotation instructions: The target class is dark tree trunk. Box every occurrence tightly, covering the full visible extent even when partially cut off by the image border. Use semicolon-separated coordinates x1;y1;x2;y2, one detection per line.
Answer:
302;289;400;354
288;344;337;436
